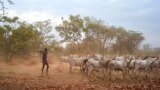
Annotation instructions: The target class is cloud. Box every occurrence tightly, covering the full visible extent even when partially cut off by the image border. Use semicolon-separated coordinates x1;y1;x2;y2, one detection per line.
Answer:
7;10;63;39
20;11;53;23
7;10;65;28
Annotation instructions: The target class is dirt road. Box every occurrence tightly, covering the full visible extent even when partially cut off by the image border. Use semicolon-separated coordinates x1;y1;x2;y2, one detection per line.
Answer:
0;60;160;90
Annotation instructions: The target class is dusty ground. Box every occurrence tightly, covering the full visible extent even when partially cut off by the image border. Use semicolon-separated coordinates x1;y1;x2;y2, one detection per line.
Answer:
0;57;160;90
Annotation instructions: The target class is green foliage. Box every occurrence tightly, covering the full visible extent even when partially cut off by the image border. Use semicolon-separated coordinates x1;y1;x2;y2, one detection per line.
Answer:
1;16;18;23
33;19;54;48
112;28;144;55
0;26;5;49
83;16;106;40
0;16;20;61
56;15;145;55
0;16;57;61
10;22;39;54
0;14;147;60
56;15;84;43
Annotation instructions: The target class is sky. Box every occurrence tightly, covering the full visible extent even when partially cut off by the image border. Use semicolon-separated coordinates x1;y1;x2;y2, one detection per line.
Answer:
5;0;160;47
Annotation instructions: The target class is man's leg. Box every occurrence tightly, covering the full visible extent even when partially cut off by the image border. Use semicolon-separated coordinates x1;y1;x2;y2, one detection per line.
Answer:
42;64;45;74
46;63;49;75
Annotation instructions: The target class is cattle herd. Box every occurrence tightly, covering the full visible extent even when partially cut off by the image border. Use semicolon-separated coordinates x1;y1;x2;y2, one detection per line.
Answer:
61;54;160;80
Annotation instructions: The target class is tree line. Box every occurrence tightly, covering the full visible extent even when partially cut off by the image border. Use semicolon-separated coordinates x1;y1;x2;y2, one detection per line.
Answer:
0;15;160;61
56;15;144;56
0;16;59;61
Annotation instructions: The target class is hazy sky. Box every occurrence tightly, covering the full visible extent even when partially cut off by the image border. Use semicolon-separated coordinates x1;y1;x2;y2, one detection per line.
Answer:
6;0;160;47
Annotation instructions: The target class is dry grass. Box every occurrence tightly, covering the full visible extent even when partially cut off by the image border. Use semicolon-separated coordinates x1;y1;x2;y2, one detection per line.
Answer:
0;56;89;85
0;56;160;90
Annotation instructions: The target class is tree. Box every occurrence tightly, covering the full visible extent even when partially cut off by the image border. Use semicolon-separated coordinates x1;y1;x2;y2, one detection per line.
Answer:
33;19;55;49
0;0;14;15
83;17;105;54
112;27;144;55
83;17;117;55
0;16;19;61
56;15;84;52
141;44;152;56
0;16;41;61
11;22;39;55
56;15;145;55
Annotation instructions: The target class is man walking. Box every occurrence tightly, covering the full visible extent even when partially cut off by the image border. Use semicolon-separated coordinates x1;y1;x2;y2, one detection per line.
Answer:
41;48;49;75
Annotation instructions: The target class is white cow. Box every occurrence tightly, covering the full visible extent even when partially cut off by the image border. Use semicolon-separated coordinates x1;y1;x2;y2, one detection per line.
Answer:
68;56;87;72
83;57;107;79
133;57;158;77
